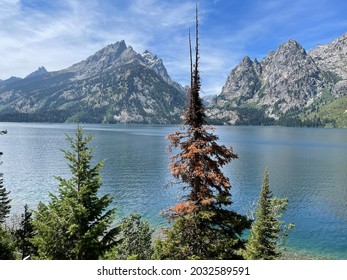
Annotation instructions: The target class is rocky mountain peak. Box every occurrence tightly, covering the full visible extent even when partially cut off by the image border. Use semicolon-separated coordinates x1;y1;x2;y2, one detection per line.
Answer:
262;39;309;69
240;56;253;67
207;37;326;125
95;40;127;60
140;50;186;95
261;38;319;83
309;32;347;97
141;50;170;82
117;45;143;65
0;40;186;124
57;40;187;94
142;50;158;62
66;40;128;78
25;66;48;78
237;56;262;76
216;55;262;107
309;32;347;80
279;39;305;52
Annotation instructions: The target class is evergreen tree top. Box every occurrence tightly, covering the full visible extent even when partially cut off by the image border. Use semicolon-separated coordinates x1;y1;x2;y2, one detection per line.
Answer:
32;127;120;260
243;168;293;260
185;2;205;128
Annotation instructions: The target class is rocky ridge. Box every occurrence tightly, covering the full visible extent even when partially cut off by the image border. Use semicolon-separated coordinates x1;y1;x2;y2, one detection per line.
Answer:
0;41;187;124
207;33;347;127
25;66;48;79
309;33;347;96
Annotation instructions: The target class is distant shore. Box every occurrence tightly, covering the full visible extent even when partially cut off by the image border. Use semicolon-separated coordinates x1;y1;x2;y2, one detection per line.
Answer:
281;248;338;260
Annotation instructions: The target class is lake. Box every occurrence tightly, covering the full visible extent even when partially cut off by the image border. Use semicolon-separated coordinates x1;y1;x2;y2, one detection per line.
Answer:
1;122;346;259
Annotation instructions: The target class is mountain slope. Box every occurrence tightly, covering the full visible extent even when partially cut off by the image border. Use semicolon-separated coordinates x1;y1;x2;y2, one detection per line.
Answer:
207;33;347;127
0;41;186;124
309;33;347;97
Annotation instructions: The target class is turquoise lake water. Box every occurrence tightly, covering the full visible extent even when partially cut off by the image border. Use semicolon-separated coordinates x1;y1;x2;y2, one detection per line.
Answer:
1;122;346;259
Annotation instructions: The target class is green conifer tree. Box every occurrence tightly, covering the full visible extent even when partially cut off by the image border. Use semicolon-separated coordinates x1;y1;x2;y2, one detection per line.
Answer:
32;127;120;259
0;172;11;225
0;130;11;225
0;129;14;260
15;204;36;259
116;213;154;260
0;226;15;259
243;169;294;260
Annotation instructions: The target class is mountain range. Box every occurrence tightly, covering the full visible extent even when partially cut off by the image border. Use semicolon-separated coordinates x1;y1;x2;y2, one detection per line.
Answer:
1;33;347;127
0;41;186;124
206;32;347;127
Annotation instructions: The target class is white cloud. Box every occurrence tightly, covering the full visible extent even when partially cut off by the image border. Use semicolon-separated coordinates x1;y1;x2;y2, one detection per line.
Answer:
1;0;346;97
0;0;103;78
0;0;197;80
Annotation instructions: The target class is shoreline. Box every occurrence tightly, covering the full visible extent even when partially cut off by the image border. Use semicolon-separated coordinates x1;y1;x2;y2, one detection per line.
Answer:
281;248;339;260
153;228;342;260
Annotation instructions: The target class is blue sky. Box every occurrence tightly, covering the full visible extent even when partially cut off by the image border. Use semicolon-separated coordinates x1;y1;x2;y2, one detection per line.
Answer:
1;0;347;95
